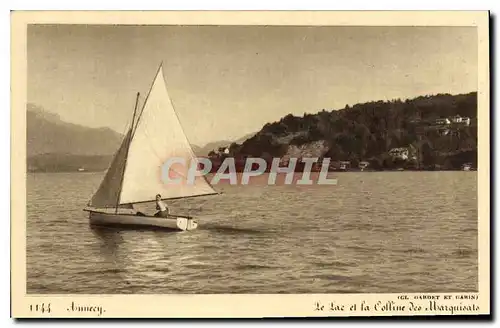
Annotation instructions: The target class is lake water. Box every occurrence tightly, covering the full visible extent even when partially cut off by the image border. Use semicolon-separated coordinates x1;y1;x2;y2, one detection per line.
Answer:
26;171;478;294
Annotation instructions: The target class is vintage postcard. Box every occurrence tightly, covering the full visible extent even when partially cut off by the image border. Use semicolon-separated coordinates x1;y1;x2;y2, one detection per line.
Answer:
11;10;490;318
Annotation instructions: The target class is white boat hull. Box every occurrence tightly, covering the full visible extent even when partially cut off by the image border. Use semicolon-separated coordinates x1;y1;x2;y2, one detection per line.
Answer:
87;210;198;231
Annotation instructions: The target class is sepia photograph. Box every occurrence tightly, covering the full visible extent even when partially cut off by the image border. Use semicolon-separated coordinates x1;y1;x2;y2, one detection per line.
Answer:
11;10;490;318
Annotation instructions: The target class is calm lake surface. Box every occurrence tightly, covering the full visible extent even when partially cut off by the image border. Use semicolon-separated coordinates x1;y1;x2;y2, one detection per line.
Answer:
27;171;478;294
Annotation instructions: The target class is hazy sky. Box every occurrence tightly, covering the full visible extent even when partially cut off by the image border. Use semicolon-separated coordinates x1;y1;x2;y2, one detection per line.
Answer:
27;25;477;145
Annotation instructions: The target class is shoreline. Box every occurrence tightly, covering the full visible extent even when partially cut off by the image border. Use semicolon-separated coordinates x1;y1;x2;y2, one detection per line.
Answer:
27;169;477;174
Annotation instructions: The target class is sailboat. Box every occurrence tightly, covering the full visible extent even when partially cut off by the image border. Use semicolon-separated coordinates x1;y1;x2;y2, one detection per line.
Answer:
84;64;218;231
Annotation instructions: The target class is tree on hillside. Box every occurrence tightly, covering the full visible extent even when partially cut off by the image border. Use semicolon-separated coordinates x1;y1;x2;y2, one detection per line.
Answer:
212;92;477;171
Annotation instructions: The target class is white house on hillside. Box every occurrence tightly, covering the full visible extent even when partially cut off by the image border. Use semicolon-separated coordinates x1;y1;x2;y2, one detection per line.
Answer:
434;115;471;127
435;118;451;125
388;147;409;160
451;115;471;126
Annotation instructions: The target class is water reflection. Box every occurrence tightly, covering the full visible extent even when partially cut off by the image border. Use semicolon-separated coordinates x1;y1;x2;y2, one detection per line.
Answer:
90;225;125;258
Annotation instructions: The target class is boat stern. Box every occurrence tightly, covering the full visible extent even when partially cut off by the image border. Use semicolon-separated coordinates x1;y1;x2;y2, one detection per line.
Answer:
176;217;198;231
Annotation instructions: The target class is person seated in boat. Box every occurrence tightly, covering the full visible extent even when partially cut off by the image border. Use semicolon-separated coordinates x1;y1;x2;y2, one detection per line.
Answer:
154;194;170;218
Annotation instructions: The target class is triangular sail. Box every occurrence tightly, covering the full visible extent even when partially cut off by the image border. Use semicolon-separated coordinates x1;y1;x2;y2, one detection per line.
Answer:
89;129;133;208
118;65;217;204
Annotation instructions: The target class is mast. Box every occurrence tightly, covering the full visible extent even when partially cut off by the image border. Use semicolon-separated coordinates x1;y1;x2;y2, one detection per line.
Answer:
115;92;141;214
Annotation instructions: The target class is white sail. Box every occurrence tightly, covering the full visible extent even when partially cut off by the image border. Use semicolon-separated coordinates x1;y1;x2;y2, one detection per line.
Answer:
89;129;133;208
118;65;217;204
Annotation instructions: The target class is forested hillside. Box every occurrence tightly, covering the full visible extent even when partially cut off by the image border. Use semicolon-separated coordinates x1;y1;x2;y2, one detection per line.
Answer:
210;92;477;171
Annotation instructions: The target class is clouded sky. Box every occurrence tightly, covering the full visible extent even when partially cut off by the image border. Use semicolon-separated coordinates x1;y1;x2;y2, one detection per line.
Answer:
27;25;477;146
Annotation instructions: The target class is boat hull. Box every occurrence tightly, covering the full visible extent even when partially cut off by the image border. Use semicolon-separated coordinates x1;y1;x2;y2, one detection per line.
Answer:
87;210;198;231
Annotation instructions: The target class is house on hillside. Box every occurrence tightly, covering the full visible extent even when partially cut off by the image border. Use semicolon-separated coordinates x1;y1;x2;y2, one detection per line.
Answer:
462;162;473;171
451;115;471;126
216;146;230;155
339;161;351;171
359;161;370;171
388;147;409;160
435;118;451;125
433;115;471;128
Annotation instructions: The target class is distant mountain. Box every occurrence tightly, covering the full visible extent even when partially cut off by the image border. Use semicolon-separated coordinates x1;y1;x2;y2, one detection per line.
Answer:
27;104;124;157
26;104;257;172
27;153;114;173
194;132;256;156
